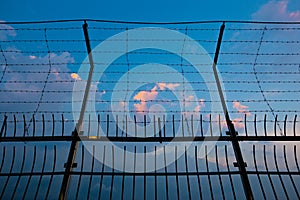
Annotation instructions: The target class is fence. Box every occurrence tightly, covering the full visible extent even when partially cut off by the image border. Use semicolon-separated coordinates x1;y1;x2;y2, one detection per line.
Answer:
0;19;299;199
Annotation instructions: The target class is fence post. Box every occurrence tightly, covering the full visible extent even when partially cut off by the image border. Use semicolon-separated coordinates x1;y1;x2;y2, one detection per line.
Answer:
59;20;95;199
211;22;254;200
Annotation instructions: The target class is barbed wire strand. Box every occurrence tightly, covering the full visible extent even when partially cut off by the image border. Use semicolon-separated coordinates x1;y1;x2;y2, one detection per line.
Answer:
24;28;53;134
253;27;283;135
0;44;9;83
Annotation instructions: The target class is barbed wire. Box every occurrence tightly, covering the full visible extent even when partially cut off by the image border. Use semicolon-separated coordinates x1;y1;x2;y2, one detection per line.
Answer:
0;44;8;83
24;29;53;134
0;22;299;119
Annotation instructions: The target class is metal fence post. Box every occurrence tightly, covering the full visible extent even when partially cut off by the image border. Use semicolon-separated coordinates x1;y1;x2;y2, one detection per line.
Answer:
59;20;95;199
211;22;254;200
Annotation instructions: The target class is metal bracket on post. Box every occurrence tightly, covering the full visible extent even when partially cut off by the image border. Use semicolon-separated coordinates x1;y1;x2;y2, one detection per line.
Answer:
211;22;254;200
59;21;95;200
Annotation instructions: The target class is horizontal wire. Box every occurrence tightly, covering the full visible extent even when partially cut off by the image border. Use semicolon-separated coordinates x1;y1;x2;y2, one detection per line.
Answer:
1;80;299;84
2;38;300;43
3;49;300;57
3;62;299;67
0;110;298;114
1;26;298;31
1;99;299;104
1;19;300;25
2;70;299;75
1;88;299;93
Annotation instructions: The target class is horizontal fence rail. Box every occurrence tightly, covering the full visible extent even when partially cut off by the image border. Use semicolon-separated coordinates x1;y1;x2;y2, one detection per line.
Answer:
0;114;299;141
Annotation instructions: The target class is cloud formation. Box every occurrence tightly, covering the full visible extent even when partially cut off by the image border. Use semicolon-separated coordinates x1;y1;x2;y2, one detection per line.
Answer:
157;82;180;90
70;73;81;81
133;83;181;114
0;21;16;41
133;85;159;113
233;100;251;116
252;1;300;21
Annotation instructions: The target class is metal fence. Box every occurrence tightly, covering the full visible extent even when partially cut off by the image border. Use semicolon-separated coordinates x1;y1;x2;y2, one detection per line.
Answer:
0;20;299;199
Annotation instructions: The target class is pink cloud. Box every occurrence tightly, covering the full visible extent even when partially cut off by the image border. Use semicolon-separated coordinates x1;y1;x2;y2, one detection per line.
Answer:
157;82;180;90
133;86;158;102
252;1;300;21
133;86;158;113
133;82;180;113
232;117;245;129
232;101;251;116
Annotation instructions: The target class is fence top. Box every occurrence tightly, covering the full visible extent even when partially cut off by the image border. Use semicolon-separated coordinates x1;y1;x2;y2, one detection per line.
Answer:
1;19;300;25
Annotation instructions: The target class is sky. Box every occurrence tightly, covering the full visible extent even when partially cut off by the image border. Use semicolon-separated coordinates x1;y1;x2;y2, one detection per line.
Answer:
0;0;300;22
0;0;300;199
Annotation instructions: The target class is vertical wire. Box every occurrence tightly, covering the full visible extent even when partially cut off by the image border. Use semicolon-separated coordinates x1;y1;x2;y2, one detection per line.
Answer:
25;28;53;134
252;26;283;135
45;145;57;200
22;146;37;199
163;146;169;200
98;145;106;200
144;146;147;200
109;146;115;200
215;146;225;200
283;145;300;198
132;146;136;200
154;146;157;200
75;145;85;200
11;146;26;199
263;145;278;200
225;145;237;200
205;145;214;200
87;145;95;200
0;146;15;199
184;146;191;200
272;145;288;199
121;146;126;200
252;145;266;200
34;145;47;200
194;146;203;200
175;146;180;200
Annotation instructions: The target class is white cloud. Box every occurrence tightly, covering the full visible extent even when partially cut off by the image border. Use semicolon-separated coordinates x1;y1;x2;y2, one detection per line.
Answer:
0;21;16;41
252;1;300;21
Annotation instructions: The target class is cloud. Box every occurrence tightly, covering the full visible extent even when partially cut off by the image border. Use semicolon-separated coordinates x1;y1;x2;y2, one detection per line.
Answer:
0;21;16;41
232;117;245;129
133;85;158;102
133;85;158;113
232;100;251;116
29;55;37;60
157;82;180;90
0;46;75;113
133;83;178;114
70;73;81;81
252;1;300;21
193;98;205;113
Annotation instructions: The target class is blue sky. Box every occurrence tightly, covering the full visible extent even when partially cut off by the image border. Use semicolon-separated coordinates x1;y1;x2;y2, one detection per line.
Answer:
0;1;300;199
0;0;300;22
